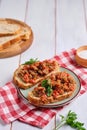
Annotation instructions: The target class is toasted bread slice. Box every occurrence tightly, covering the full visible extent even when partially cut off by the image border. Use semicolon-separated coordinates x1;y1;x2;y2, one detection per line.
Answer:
0;26;31;50
0;23;21;36
28;71;76;106
13;60;59;89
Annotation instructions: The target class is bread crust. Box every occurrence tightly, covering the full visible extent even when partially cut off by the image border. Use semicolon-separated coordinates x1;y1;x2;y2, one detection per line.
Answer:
13;65;34;89
28;91;73;106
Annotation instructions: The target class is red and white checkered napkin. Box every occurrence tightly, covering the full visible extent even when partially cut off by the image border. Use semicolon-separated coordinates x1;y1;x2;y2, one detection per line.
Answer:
0;48;87;128
0;82;35;123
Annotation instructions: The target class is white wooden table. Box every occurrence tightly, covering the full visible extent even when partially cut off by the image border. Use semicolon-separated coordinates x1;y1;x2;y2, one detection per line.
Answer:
0;0;87;130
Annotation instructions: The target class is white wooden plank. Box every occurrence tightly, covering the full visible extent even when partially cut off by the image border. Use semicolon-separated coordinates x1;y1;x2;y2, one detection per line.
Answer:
0;0;28;86
0;22;20;130
20;0;55;63
56;0;87;54
0;0;26;129
0;56;20;86
0;118;11;130
0;0;28;87
12;0;56;130
83;0;87;31
0;0;27;21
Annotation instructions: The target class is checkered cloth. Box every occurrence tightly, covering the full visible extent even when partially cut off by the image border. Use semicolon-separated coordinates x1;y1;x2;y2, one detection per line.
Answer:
0;48;87;128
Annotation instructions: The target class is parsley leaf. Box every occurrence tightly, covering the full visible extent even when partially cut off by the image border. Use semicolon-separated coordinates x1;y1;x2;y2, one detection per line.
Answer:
41;79;53;96
23;58;39;65
54;110;86;130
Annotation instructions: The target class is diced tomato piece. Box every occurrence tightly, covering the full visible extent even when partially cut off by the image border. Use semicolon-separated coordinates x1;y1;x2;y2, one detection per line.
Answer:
52;90;59;99
41;94;47;103
23;74;29;83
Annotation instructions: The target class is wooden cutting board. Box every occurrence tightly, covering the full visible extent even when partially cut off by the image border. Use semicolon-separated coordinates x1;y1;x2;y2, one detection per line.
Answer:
0;18;33;58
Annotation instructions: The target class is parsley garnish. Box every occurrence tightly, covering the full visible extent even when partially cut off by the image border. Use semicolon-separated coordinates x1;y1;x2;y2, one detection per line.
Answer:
23;58;39;65
41;79;53;96
54;110;86;130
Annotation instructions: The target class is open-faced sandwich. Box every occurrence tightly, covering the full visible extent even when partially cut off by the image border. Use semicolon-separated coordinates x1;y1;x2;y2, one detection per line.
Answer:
13;59;60;89
28;71;76;106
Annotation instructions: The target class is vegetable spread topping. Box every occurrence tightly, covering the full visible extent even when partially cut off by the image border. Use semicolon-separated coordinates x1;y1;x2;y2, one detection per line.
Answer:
32;71;76;103
18;60;58;83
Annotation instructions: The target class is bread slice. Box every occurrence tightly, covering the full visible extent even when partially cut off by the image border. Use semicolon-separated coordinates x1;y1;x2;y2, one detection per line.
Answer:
0;26;31;50
27;71;76;106
13;60;59;89
0;23;21;36
0;29;33;58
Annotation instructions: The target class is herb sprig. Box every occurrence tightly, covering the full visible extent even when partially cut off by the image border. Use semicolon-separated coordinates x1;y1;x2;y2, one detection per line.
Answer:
54;110;86;130
41;79;53;96
23;58;39;65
